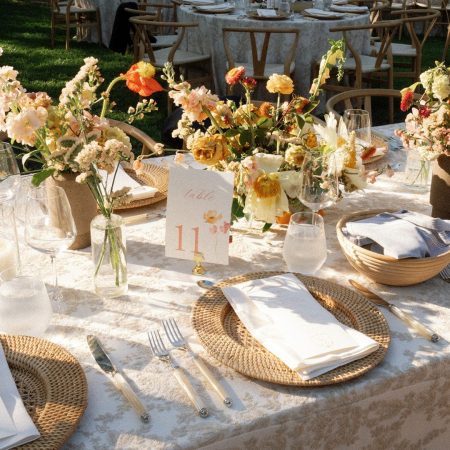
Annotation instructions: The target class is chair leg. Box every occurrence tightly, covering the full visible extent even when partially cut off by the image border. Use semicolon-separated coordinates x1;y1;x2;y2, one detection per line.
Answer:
208;57;215;94
443;25;450;63
66;15;70;50
388;67;394;124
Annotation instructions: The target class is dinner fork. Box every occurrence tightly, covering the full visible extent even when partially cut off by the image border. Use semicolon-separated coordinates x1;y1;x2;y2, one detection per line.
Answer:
440;264;450;283
147;330;208;417
163;319;232;407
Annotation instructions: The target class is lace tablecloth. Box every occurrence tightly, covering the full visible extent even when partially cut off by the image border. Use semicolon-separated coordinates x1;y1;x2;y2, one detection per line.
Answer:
178;6;370;110
20;124;450;449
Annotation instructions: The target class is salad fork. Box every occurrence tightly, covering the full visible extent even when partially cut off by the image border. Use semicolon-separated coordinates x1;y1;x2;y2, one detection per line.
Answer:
163;319;232;407
147;330;208;417
440;264;450;283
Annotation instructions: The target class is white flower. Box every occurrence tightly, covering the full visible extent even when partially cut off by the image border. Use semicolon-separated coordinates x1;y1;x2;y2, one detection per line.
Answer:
431;73;450;101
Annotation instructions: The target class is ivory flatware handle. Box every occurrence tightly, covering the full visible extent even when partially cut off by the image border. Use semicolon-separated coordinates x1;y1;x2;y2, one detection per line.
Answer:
193;357;232;407
173;367;209;417
390;305;440;343
112;371;150;423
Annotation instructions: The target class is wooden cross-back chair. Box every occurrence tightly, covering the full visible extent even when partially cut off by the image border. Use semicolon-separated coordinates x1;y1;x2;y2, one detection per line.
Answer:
325;88;422;125
373;9;439;84
130;17;215;114
108;119;158;156
50;0;102;50
416;0;450;36
347;0;391;24
316;19;402;123
222;27;300;97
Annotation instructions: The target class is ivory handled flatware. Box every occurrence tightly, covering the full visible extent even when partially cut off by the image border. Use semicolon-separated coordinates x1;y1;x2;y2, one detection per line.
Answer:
349;280;440;343
87;335;150;423
163;318;232;407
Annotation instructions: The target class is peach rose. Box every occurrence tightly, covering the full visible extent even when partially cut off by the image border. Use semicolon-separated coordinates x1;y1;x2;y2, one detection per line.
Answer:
191;134;230;166
266;74;294;95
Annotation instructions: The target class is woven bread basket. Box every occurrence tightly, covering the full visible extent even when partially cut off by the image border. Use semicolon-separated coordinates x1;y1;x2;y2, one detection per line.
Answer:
336;209;450;286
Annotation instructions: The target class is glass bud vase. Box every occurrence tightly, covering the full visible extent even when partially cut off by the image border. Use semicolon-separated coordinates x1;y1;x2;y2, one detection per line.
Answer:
91;214;128;298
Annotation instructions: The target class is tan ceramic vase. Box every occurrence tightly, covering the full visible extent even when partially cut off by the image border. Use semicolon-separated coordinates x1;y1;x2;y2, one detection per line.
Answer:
46;173;98;249
430;154;450;220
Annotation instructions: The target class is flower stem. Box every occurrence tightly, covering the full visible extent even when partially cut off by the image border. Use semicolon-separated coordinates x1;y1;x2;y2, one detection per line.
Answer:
100;75;127;118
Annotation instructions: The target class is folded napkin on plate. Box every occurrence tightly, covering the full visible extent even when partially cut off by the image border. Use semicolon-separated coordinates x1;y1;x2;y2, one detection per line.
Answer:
257;9;278;16
0;344;40;449
330;4;368;11
304;8;340;16
222;273;379;380
333;0;348;4
185;0;215;4
99;164;158;202
344;210;450;259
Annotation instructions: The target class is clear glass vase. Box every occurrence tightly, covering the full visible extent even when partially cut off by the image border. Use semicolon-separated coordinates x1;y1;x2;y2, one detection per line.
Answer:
404;149;432;191
91;214;127;298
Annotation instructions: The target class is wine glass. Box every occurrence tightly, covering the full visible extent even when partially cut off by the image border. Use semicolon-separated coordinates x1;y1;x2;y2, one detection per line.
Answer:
25;185;76;303
282;211;327;274
0;266;52;337
0;143;21;202
299;152;339;216
342;109;371;149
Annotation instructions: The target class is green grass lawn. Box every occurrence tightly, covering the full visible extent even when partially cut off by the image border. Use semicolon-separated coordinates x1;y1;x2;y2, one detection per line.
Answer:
0;0;448;137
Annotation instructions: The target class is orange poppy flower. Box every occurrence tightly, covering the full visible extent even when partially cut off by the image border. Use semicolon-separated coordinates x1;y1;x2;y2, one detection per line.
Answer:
122;61;163;97
225;66;245;85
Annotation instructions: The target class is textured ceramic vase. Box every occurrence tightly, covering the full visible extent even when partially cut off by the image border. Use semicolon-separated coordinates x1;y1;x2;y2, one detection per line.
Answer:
46;173;98;249
430;154;450;220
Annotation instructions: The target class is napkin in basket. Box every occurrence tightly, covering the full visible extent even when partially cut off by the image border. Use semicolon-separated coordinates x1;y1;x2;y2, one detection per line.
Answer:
221;273;379;380
330;4;368;12
257;9;278;16
344;210;450;259
0;344;40;449
100;164;159;202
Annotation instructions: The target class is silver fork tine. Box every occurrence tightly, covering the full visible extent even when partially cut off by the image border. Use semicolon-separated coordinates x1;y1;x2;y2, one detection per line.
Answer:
171;318;183;341
162;319;176;343
155;330;167;353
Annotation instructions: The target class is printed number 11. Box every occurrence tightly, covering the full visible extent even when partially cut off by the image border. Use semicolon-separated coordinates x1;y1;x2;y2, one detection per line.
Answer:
175;225;200;253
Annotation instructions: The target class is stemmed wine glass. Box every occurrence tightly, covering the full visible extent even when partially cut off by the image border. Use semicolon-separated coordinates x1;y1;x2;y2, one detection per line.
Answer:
298;152;339;217
0;143;21;202
25;185;76;303
342;109;371;149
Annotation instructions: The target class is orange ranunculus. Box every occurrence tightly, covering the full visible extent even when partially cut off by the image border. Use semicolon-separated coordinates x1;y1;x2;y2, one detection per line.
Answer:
225;66;245;85
122;61;163;96
276;210;292;224
241;77;257;90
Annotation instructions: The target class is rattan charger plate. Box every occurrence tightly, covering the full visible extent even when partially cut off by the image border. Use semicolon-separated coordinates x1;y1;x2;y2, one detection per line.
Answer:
113;163;169;211
0;334;88;449
191;272;390;386
364;135;389;164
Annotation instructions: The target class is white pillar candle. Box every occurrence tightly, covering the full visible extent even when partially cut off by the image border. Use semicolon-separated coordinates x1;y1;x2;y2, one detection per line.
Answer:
0;238;16;274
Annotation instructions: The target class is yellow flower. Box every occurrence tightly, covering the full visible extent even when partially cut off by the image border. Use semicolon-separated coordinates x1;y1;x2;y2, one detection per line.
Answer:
305;134;318;148
203;210;223;224
191;134;230;165
285;146;306;167
137;61;156;79
328;49;343;65
253;173;281;199
105;126;132;150
266;74;294;95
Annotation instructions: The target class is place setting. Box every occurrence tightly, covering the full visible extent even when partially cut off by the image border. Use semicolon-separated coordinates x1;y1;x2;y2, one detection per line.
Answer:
2;5;450;447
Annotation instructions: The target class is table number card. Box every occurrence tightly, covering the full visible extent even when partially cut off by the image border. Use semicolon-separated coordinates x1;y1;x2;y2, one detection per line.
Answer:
165;166;234;265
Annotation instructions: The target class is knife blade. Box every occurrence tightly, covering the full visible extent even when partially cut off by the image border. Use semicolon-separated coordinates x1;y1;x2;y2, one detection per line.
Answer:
349;280;439;343
87;335;150;423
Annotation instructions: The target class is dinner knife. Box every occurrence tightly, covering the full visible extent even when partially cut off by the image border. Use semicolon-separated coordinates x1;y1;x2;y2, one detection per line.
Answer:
349;280;440;343
87;335;150;423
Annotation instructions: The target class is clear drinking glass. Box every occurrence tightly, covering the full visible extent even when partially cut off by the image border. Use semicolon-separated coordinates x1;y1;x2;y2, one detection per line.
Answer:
282;212;327;274
235;0;246;13
0;142;21;202
279;1;290;13
0;267;52;337
0;203;20;274
299;152;339;214
342;109;371;149
25;185;76;302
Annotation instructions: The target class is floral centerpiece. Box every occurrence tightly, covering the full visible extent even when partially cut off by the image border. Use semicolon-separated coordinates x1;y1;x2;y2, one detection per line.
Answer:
0;49;163;295
158;39;387;230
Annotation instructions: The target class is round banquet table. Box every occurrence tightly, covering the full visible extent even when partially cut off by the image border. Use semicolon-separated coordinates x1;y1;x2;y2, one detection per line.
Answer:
13;123;450;449
178;6;371;107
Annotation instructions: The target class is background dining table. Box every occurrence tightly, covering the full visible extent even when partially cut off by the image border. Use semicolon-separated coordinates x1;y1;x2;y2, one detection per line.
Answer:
15;124;450;449
178;5;371;108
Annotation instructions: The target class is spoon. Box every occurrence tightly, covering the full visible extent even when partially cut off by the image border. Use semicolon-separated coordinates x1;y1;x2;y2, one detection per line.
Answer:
197;280;216;290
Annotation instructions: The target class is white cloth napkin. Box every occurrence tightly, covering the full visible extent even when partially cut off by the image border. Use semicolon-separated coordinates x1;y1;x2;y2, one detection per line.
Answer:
0;344;40;449
304;8;342;16
221;273;379;380
344;210;450;259
333;0;348;4
99;164;158;202
257;9;278;16
185;0;215;4
330;4;368;12
196;3;234;10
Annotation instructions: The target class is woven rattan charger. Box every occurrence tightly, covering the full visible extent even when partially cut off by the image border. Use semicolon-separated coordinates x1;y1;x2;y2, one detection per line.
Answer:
191;272;390;386
0;334;88;449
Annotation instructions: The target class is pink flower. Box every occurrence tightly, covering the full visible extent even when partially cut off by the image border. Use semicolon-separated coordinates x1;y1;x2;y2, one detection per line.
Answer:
174;153;186;164
5;106;47;146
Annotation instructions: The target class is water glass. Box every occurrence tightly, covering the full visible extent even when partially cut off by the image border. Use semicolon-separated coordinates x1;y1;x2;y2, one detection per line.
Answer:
235;0;246;13
0;203;20;274
342;109;371;149
279;1;290;13
0;142;21;202
283;212;327;275
0;267;52;337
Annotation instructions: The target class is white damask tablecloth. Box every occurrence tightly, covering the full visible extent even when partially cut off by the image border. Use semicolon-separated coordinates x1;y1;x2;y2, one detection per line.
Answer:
178;6;370;109
17;124;450;449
